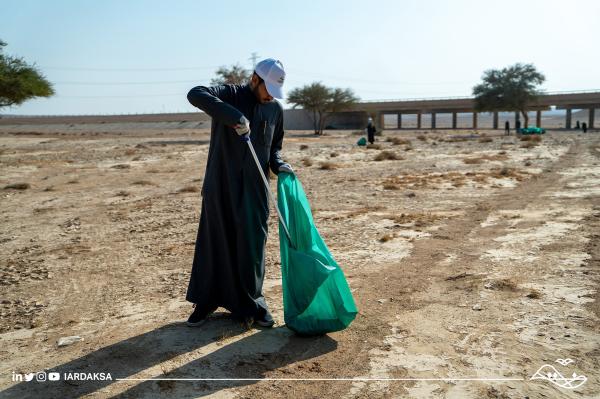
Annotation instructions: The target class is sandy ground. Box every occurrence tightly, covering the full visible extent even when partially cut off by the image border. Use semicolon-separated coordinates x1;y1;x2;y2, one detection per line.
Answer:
0;122;599;398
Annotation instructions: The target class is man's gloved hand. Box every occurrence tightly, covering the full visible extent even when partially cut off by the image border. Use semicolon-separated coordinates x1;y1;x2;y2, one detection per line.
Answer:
233;115;250;136
278;163;294;174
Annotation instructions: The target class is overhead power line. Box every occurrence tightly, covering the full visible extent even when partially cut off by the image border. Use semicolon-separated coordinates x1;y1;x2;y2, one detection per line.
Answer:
54;79;204;86
40;65;219;72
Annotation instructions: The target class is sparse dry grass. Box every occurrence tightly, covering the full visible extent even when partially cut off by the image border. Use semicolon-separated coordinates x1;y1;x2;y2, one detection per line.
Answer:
366;144;382;150
302;157;313;167
374;151;403;161
4;183;30;190
484;279;519;291
300;144;309;150
132;180;155;186
330;152;339;157
478;136;493;143
463;153;508;164
417;135;427;141
125;149;137;156
520;135;542;142
379;233;395;243
444;137;468;143
177;185;199;193
526;289;542;299
382;168;528;191
111;163;130;169
387;137;412;146
384;212;446;226
346;205;386;218
463;157;485;164
383;183;400;190
319;161;338;170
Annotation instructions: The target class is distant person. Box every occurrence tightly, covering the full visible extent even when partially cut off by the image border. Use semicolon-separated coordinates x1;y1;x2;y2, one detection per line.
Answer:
575;120;580;130
582;122;587;133
504;120;510;135
367;117;376;144
515;119;521;134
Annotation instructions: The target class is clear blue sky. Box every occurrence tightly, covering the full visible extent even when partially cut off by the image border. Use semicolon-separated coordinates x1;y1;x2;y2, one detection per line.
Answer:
2;0;599;115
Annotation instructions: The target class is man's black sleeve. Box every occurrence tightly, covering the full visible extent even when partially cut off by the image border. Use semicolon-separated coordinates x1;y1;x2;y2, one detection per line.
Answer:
269;110;286;174
187;85;244;126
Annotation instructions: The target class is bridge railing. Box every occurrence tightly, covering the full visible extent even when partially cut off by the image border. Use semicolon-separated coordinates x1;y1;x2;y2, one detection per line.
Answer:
360;89;600;104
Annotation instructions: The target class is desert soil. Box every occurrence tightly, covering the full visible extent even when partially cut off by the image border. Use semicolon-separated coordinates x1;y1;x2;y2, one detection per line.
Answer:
0;122;599;398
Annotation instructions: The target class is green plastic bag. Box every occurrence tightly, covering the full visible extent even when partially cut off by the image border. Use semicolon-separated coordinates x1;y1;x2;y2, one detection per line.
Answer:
357;137;367;146
277;173;358;335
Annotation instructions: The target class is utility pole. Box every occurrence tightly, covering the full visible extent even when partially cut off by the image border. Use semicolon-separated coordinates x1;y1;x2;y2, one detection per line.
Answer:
249;52;260;69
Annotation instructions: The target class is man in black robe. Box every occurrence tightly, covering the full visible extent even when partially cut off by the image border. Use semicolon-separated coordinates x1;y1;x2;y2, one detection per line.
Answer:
185;59;292;328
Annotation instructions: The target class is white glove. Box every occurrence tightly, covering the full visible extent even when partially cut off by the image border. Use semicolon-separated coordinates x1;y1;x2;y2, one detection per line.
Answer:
279;163;294;174
233;115;250;136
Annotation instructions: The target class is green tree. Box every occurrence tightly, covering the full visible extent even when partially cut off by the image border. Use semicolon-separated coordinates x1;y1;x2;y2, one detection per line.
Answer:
0;40;54;109
210;63;250;85
473;63;545;128
288;82;359;135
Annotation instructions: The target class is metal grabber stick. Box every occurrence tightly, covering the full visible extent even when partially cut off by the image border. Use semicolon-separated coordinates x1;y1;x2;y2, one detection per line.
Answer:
241;133;293;247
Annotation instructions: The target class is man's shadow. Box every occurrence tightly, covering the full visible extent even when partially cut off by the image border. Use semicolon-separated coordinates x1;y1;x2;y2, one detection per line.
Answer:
1;313;337;399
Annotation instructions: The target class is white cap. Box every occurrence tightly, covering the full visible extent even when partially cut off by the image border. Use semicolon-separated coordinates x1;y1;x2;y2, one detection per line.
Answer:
255;58;285;99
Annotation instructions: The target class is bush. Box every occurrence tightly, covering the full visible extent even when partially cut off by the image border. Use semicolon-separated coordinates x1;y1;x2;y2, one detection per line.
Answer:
4;183;30;190
178;186;199;193
374;151;403;161
387;137;411;146
319;162;338;170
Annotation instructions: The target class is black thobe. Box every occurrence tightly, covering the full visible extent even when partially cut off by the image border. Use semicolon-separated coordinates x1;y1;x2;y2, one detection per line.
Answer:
185;84;286;319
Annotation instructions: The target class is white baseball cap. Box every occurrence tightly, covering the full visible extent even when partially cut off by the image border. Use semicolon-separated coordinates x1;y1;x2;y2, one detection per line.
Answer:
255;58;285;99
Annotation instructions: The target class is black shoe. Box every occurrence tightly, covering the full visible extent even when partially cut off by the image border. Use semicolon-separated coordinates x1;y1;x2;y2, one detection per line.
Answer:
186;305;214;327
254;310;275;328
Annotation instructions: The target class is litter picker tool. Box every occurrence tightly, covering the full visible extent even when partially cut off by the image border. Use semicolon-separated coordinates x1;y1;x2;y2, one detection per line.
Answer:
241;133;293;247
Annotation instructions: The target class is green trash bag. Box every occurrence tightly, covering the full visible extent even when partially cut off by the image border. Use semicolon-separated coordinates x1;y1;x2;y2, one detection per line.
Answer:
357;137;367;146
277;173;358;335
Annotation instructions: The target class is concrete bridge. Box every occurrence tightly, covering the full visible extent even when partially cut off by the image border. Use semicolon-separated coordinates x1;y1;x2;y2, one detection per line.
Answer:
354;90;600;130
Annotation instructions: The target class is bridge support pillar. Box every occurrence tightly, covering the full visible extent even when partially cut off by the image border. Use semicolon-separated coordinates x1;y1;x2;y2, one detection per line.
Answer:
493;112;498;129
536;110;542;127
397;113;402;129
452;112;457;129
417;113;422;129
378;112;385;130
589;108;595;129
431;112;436;129
473;112;478;129
566;108;572;129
